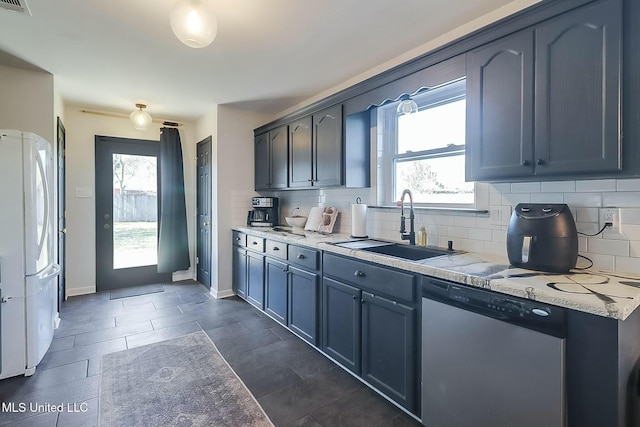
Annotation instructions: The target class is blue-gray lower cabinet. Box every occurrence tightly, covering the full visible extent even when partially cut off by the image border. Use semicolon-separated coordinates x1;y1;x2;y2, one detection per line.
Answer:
322;277;361;375
246;251;265;310
361;291;416;412
265;257;288;325
288;265;319;345
232;246;247;298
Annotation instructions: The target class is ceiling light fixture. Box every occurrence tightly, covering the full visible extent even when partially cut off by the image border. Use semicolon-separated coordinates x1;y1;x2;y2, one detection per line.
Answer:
397;94;418;116
170;0;217;48
129;104;152;131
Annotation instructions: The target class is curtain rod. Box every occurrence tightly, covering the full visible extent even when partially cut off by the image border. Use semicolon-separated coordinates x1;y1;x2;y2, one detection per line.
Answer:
80;109;183;127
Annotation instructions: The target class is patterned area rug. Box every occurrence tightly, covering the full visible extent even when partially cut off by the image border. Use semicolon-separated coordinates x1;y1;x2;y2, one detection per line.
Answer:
99;331;274;427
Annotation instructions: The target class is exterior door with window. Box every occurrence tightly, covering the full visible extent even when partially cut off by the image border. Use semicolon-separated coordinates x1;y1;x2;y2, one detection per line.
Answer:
95;136;171;290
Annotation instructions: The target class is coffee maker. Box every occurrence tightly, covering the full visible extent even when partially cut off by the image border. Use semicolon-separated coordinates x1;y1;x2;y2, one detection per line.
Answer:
247;197;279;227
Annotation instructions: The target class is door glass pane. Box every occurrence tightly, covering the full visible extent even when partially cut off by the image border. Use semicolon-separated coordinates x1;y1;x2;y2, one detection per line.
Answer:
112;154;158;269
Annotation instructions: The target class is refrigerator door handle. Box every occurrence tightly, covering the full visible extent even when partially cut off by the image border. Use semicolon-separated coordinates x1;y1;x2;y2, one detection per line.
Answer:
35;151;49;260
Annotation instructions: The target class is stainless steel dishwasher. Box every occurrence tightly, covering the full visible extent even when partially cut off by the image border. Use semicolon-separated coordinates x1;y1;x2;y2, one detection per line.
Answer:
421;277;566;427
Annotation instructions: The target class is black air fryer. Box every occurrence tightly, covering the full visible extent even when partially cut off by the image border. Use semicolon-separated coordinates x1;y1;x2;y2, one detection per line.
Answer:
507;203;578;273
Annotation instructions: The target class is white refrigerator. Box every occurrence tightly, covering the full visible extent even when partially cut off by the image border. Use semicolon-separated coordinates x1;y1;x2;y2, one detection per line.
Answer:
0;129;59;380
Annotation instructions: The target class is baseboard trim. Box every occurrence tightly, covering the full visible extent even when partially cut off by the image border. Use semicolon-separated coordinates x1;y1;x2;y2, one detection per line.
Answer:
211;288;236;299
66;286;96;297
172;270;194;282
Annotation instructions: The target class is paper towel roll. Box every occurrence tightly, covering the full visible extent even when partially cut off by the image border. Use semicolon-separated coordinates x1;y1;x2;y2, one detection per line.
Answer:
351;204;368;238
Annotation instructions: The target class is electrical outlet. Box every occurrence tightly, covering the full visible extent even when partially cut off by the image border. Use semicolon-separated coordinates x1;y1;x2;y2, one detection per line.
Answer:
599;208;622;234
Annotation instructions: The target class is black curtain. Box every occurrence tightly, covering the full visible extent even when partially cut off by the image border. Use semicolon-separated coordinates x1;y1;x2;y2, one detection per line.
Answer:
157;127;190;273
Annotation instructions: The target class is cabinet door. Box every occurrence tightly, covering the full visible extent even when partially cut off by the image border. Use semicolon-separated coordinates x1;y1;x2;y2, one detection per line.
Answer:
288;266;319;346
254;133;270;190
232;246;247;299
270;126;289;189
289;116;313;188
313;105;343;187
265;257;288;325
246;251;265;310
534;0;621;175
361;292;416;412
466;30;535;181
322;277;361;374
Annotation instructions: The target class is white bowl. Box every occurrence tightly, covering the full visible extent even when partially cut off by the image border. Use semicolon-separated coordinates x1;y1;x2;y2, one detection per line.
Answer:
285;216;308;228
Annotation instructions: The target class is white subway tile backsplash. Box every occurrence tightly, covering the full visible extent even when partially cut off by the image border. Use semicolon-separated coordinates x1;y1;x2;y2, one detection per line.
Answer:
587;238;629;257
582;253;615;271
468;228;492;241
276;172;640;273
575;179;617;192
541;181;576;192
620;209;640;225
511;182;541;193
617;179;640;191
576;207;600;223
622;224;640;241
563;192;603;207
615;257;640;274
490;183;512;193
531;193;564;203
502;193;531;206
603;192;640;207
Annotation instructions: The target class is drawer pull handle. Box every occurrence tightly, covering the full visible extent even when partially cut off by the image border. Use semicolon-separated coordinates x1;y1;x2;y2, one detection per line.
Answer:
273;247;280;251
252;241;258;245
297;254;306;259
354;270;365;278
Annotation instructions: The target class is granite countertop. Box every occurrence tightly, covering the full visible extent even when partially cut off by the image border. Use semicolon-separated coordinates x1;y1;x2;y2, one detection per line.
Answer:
233;226;640;321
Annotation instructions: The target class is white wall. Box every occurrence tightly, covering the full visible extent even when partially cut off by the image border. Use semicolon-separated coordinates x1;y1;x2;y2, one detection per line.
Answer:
64;106;197;296
0;64;54;144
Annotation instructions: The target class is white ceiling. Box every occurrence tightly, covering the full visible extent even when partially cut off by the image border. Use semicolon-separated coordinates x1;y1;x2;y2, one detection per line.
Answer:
0;0;526;121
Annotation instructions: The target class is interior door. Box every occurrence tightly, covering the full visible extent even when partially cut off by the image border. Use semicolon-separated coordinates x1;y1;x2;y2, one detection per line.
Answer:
95;136;171;291
196;136;212;288
57;117;66;309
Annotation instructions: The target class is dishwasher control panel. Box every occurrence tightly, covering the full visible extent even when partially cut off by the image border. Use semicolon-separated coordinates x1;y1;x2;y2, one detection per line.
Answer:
423;277;566;337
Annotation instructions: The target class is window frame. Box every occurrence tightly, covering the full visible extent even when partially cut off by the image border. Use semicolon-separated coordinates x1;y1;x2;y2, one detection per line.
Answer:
378;78;475;207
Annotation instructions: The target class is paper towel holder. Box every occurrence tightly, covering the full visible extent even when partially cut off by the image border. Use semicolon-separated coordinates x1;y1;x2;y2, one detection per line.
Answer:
351;197;369;239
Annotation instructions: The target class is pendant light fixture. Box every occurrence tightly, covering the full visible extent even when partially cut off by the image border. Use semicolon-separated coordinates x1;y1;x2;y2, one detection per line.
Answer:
129;104;152;131
397;94;419;116
170;0;217;48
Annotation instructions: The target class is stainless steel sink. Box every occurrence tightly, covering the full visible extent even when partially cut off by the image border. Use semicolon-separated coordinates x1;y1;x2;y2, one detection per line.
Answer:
333;240;461;261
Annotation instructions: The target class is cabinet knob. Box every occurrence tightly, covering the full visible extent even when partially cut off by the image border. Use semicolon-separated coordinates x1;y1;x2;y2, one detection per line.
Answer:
354;270;366;278
536;159;546;166
521;160;530;166
252;241;258;245
352;295;358;300
273;246;280;251
297;254;306;259
236;237;241;241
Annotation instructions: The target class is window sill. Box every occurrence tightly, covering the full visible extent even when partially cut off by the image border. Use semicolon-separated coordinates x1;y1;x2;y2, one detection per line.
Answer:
369;205;489;215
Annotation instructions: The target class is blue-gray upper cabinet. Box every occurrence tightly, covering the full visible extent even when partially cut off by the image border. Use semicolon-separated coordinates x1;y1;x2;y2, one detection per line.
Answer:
289;105;343;189
313;105;343;187
466;0;622;181
255;125;289;191
289;116;313;188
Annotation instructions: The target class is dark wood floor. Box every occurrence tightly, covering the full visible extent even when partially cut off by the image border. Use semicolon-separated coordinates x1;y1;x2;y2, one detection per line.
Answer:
0;280;422;427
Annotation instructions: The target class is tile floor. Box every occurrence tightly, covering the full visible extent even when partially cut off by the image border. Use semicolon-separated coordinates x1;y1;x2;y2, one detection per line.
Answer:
0;281;422;427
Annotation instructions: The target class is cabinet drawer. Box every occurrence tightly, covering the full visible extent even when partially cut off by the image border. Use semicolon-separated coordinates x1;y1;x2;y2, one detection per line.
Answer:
233;231;247;247
288;245;320;270
266;239;288;259
247;235;265;252
323;253;415;303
